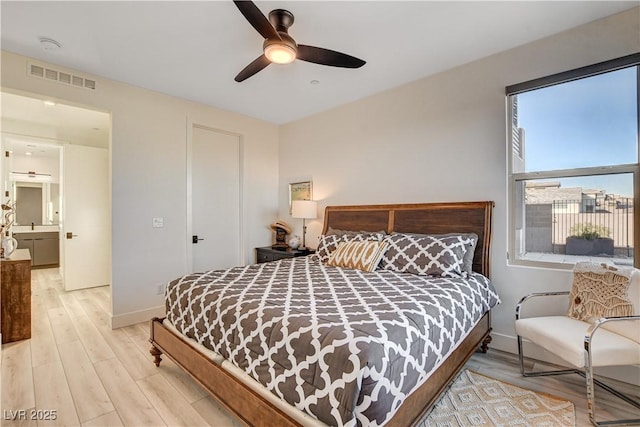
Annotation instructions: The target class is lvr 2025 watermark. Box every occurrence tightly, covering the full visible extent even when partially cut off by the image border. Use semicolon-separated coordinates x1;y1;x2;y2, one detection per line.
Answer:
3;409;58;421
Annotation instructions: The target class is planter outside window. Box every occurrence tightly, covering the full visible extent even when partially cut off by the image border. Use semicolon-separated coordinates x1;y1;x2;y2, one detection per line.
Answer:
565;223;614;256
565;236;614;256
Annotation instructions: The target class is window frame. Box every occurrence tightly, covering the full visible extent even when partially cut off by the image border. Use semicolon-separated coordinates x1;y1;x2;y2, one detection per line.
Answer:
507;53;640;269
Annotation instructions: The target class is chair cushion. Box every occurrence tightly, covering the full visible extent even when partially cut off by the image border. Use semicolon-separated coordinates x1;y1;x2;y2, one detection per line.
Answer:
601;269;640;343
515;316;640;368
568;262;633;323
567;264;639;344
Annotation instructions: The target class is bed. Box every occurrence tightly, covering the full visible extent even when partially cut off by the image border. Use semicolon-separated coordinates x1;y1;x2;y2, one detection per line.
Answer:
149;201;498;426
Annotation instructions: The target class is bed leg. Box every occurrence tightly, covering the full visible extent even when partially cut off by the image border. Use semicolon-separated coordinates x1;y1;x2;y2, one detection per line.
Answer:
150;345;163;367
480;334;492;353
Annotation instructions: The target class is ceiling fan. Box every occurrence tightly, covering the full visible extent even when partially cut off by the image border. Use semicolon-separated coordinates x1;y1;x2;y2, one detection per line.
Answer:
233;0;366;82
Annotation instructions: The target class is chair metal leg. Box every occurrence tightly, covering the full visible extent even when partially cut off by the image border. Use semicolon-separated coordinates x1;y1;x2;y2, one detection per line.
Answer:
517;335;577;377
518;334;640;426
584;334;640;426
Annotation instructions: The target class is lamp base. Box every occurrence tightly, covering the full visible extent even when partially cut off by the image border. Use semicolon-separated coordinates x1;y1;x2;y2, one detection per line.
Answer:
301;220;308;253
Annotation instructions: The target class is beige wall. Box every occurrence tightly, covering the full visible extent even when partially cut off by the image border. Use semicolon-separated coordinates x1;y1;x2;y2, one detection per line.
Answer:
279;7;640;379
1;50;280;324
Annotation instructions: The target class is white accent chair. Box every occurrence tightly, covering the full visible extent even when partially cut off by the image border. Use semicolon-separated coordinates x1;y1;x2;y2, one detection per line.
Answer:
515;264;640;426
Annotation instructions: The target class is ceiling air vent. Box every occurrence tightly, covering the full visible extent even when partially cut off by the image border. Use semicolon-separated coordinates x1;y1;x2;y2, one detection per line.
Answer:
28;62;96;91
30;64;45;78
59;72;71;85
45;68;58;80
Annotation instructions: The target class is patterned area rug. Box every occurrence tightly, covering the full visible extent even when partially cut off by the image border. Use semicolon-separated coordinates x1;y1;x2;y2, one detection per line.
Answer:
419;370;576;426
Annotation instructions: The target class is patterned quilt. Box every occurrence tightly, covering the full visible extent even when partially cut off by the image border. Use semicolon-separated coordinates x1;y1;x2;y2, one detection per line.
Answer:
166;255;500;426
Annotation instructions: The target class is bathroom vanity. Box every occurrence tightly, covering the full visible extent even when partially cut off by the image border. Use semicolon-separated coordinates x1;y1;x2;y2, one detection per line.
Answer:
13;229;60;268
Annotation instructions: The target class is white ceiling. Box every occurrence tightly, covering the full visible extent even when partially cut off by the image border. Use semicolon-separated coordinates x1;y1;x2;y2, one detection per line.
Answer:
3;132;61;159
1;1;637;125
1;91;111;149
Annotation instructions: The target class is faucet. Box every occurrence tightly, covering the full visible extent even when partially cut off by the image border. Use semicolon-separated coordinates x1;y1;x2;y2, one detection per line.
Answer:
31;222;34;230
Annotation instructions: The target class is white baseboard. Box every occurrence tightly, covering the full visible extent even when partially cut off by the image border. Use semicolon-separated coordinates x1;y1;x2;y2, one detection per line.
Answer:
111;305;165;329
489;332;640;386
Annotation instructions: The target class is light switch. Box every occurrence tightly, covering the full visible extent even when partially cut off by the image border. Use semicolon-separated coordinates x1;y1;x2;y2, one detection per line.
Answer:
152;217;164;228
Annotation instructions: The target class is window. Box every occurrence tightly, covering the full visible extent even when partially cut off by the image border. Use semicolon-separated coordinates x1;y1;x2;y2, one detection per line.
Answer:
508;54;639;268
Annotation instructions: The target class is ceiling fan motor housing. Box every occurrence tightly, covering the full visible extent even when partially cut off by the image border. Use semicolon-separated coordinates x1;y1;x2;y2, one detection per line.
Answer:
263;9;297;61
263;33;297;52
268;9;294;31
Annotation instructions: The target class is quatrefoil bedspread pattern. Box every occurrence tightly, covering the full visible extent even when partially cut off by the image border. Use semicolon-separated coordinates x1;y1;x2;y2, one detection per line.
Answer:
166;255;500;426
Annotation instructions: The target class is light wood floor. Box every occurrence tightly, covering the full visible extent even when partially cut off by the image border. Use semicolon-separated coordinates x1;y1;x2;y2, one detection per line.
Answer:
2;268;639;426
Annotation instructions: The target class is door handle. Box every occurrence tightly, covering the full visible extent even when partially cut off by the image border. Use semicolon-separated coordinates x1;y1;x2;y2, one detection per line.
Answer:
192;235;205;244
66;232;79;239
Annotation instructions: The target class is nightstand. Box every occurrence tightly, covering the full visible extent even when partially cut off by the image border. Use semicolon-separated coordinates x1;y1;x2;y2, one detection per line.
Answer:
255;247;314;264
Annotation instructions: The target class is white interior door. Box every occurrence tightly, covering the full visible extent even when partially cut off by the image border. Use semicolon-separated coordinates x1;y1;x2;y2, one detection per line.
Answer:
190;125;241;272
63;144;110;290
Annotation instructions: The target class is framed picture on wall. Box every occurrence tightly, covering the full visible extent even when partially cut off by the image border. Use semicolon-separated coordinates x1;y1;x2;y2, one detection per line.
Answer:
289;181;312;214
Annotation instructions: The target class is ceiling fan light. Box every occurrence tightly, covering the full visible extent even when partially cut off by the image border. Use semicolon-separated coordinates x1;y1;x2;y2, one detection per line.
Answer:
264;43;296;64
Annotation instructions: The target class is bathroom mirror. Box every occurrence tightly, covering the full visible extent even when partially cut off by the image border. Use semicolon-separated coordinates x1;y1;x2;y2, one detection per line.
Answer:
1;133;62;227
14;182;60;225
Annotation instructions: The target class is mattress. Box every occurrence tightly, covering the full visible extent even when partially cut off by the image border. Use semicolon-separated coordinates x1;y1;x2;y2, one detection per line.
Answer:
166;255;500;426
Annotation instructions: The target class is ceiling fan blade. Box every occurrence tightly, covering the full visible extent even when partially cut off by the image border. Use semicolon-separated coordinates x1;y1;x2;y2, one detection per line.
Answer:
235;54;271;82
233;0;281;41
297;45;365;68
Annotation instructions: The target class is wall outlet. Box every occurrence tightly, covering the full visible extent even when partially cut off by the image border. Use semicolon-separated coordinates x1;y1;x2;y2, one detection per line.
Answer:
156;283;166;295
152;217;164;228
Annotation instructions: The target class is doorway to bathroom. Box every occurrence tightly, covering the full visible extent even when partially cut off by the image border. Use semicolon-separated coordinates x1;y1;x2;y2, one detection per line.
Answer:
1;91;111;292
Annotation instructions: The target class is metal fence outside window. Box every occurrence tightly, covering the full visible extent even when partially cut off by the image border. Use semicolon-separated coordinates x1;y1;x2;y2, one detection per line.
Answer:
551;198;634;257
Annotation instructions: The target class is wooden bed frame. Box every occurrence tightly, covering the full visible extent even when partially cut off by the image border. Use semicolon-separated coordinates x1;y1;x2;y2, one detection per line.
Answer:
149;201;494;426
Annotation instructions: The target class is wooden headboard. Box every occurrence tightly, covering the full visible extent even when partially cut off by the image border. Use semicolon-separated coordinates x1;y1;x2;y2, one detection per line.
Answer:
322;201;494;277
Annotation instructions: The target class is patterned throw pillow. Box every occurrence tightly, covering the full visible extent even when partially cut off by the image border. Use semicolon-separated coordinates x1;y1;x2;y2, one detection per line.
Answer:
326;240;389;272
568;262;633;323
380;233;473;277
317;230;386;263
430;233;478;275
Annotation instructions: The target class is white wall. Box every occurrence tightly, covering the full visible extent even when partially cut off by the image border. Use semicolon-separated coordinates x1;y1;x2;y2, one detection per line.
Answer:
1;50;280;325
12;154;60;182
279;8;640;379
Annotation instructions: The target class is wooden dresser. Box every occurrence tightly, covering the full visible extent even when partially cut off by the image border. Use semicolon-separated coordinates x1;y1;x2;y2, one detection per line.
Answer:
1;248;32;344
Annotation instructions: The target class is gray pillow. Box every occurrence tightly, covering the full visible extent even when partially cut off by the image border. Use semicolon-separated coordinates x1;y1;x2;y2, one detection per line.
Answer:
432;232;478;275
380;232;476;278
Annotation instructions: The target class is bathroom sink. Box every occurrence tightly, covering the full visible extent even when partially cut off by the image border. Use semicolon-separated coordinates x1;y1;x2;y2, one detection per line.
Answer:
12;225;60;233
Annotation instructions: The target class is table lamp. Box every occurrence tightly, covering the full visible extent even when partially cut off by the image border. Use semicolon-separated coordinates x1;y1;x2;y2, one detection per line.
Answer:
291;200;317;251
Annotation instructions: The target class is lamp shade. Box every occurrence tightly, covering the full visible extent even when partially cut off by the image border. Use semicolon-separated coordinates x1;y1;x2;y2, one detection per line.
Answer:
291;200;317;219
